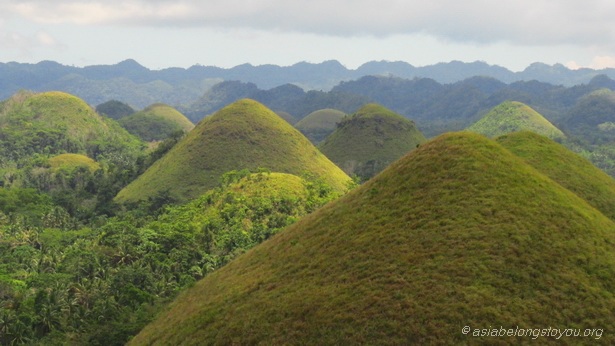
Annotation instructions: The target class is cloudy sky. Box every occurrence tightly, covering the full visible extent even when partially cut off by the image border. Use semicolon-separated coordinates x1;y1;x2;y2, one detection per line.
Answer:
1;0;615;71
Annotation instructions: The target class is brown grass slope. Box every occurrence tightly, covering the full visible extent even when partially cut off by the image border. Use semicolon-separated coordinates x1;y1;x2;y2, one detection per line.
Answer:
497;131;615;221
131;132;615;345
115;99;351;202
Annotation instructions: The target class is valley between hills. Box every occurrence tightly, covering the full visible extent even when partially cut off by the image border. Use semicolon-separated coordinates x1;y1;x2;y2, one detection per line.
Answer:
1;62;615;344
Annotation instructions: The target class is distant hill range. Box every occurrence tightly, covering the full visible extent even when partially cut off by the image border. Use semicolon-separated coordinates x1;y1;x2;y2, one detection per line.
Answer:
2;59;615;110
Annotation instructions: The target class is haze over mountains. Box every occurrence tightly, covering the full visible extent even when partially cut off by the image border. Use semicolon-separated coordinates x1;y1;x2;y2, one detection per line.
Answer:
3;59;615;110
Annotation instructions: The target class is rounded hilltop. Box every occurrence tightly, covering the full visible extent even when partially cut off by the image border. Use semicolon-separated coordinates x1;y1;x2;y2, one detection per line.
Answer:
319;103;427;181
115;98;351;203
0;90;142;160
118;103;195;142
295;108;346;144
467;100;565;139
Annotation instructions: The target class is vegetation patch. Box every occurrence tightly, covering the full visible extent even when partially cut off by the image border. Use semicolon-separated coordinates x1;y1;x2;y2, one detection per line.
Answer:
48;153;100;173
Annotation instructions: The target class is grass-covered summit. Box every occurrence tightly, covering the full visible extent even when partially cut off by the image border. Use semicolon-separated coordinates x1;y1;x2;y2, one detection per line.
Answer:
118;103;195;142
319;103;427;181
294;108;346;144
131;132;615;344
48;153;100;173
497;131;615;220
115;99;351;203
0;91;143;162
467;101;565;139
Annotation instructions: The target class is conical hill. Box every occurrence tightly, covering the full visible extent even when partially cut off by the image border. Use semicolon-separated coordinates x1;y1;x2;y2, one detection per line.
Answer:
131;132;615;344
115;99;351;202
295;108;346;144
0;91;142;161
118;103;195;141
497;131;615;220
467;101;565;139
319;103;427;181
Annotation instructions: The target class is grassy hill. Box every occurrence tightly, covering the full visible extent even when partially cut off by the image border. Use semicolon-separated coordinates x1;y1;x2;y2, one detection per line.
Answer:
48;153;100;173
319;103;427;181
115;99;351;203
0;91;143;163
565;89;615;129
467;101;565;139
131;132;615;344
496;131;615;220
118;103;194;142
294;108;346;144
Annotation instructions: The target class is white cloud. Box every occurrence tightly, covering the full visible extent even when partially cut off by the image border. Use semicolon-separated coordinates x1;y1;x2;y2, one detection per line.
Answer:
0;24;65;59
590;56;615;70
2;0;615;47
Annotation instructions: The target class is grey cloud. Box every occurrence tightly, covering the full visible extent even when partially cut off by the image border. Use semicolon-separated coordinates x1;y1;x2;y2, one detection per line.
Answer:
4;0;615;47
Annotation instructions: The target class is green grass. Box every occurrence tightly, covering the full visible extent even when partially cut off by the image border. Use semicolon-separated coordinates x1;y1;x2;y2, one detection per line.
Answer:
118;103;195;141
115;99;351;203
47;153;100;173
0;91;143;160
295;108;346;144
467;101;565;139
319;103;427;181
497;131;615;220
130;131;615;345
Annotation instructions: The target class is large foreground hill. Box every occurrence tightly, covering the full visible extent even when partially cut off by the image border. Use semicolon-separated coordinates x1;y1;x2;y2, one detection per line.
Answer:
115;99;351;203
131;132;615;345
496;131;615;220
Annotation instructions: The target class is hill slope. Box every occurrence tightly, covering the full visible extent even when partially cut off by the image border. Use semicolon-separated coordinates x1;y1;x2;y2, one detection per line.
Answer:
319;103;427;181
118;103;195;141
115;99;351;202
496;131;615;220
0;91;142;162
467;101;565;139
294;108;346;144
131;132;615;345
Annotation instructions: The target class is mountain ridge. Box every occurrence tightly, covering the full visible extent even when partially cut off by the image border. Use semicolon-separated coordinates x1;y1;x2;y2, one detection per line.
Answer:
2;59;614;109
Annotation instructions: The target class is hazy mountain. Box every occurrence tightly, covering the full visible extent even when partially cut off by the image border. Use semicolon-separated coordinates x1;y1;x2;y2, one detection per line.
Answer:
3;59;615;110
